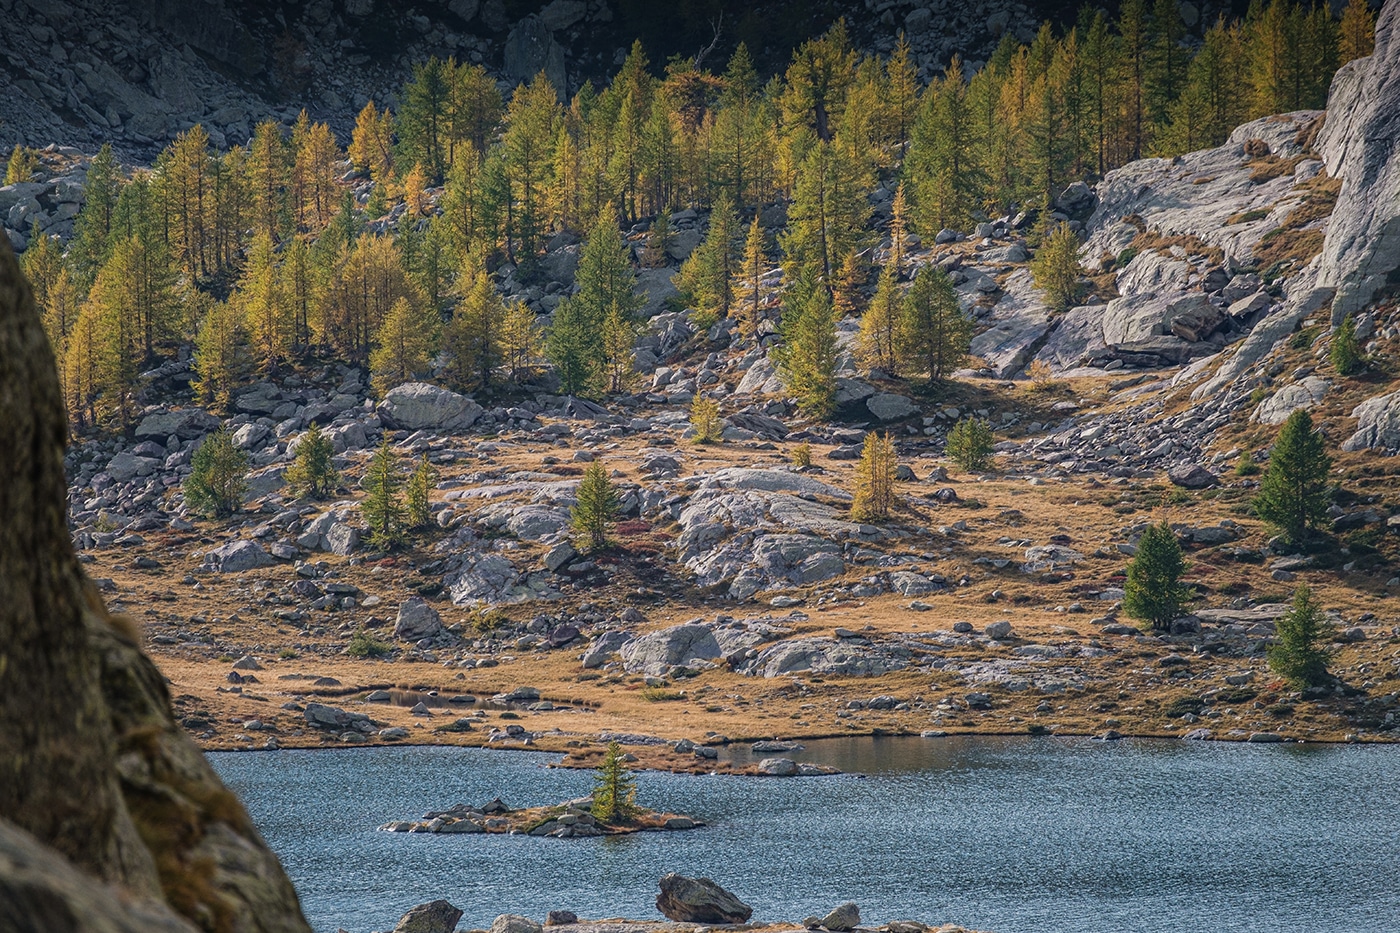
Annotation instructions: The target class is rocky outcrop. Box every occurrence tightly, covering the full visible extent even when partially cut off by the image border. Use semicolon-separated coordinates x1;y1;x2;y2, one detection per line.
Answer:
619;624;723;676
0;239;310;930
1342;389;1400;451
0;820;198;933
655;874;753;924
1317;0;1400;323
1255;376;1329;425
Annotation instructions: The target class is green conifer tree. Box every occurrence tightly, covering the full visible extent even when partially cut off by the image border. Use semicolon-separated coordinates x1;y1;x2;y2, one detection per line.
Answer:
1031;223;1085;311
1254;409;1332;544
900;264;971;382
1268;583;1338;688
778;279;838;419
945;417;994;472
185;428;249;519
361;437;407;550
1330;315;1362;376
571;460;619;552
1123;521;1189;632
285;422;340;499
406;454;438;530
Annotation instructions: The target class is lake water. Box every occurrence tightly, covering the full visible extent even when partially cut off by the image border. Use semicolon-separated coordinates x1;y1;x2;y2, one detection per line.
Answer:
211;736;1400;933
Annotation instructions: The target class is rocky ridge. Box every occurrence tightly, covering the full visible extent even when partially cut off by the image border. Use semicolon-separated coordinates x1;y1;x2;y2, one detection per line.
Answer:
0;0;1052;159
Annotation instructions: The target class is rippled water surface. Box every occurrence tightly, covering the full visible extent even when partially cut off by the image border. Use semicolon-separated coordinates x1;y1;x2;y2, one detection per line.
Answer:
212;736;1399;933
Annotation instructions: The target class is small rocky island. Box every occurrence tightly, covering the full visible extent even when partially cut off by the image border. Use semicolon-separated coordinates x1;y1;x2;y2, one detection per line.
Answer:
379;796;704;839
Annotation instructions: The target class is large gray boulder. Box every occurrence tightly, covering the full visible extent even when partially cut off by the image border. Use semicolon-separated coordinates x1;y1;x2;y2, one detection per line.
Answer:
867;393;918;421
1317;0;1400;322
1343;389;1400;451
620;624;723;676
203;540;274;573
395;597;448;642
378;383;483;432
394;900;463;933
134;408;220;440
1255;377;1329;425
655;874;753;924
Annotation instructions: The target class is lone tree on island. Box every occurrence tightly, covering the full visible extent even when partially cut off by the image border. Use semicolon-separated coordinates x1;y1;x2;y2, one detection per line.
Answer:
571;460;620;552
592;741;640;823
1124;521;1190;632
1268;583;1338;688
1254;409;1332;545
184;427;249;519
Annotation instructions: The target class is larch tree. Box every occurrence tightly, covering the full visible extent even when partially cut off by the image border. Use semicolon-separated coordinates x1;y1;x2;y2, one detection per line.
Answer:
1339;0;1377;64
571;460;620;552
349;100;395;183
443;253;505;390
246;119;289;243
857;263;904;374
499;299;540;383
736;213;770;339
370;294;440;394
193;296;247;409
781;138;872;281
501;72;562;263
851;431;899;522
239;231;292;371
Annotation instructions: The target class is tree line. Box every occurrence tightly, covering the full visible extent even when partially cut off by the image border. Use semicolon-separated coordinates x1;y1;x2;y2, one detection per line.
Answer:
16;0;1374;432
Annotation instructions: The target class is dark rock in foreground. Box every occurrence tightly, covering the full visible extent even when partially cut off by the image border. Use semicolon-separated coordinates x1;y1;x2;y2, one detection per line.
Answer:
655;873;753;924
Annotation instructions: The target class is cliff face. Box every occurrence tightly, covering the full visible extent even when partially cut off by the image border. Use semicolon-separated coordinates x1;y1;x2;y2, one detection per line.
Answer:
0;238;310;933
1317;0;1400;323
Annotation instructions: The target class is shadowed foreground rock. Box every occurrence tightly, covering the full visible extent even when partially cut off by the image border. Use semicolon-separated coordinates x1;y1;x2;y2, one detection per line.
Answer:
0;238;310;931
655;874;754;924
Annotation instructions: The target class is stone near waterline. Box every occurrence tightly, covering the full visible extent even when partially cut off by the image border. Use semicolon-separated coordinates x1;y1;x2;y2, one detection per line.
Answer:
655;873;753;924
490;915;543;933
393;901;464;933
821;902;861;932
758;757;800;776
545;911;578;926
